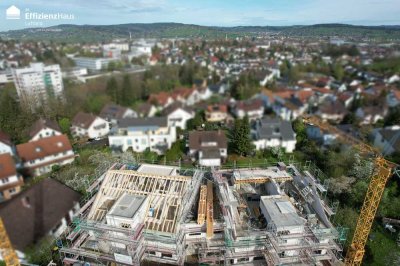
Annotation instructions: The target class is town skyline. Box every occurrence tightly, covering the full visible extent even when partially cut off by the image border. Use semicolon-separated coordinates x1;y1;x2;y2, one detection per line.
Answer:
1;0;400;31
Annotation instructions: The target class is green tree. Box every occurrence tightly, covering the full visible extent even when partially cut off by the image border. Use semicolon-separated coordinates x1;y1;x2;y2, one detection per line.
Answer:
120;75;134;105
187;111;205;130
288;66;300;84
230;116;254;156
106;77;119;103
58;117;71;135
165;140;185;162
333;63;344;81
384;106;400;126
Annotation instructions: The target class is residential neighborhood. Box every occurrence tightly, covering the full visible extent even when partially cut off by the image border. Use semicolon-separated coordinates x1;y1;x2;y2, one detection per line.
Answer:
0;3;400;265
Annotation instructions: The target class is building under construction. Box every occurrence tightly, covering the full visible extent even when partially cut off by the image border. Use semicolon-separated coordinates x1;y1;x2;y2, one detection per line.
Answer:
59;161;346;265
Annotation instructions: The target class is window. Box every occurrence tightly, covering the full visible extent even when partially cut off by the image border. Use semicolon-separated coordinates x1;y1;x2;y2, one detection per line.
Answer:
127;139;132;145
120;223;131;229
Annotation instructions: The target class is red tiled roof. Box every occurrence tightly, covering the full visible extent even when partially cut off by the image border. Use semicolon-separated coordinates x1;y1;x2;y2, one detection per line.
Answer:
16;134;73;162
148;92;172;106
312;87;332;94
0;153;16;179
236;99;263;111
296;89;314;103
273;90;293;100
207;104;228;113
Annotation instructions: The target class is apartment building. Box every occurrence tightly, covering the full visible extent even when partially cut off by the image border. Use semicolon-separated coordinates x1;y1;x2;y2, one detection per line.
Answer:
0;153;23;201
108;117;177;154
59;162;343;266
72;57;116;71
16;134;75;177
12;63;64;109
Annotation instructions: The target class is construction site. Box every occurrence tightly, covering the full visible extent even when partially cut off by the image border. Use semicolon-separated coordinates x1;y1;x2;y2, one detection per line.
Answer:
58;161;347;266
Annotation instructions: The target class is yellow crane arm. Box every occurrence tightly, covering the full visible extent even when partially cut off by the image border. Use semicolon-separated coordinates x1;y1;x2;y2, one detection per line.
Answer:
345;158;392;265
302;116;396;266
0;217;20;266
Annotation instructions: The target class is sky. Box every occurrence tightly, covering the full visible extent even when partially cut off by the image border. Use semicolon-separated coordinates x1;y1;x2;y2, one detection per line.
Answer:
1;0;400;31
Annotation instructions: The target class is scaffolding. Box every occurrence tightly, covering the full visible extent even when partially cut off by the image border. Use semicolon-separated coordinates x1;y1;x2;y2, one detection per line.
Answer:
57;162;345;266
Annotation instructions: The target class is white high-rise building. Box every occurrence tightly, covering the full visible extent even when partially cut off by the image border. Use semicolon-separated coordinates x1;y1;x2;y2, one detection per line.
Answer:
12;63;64;108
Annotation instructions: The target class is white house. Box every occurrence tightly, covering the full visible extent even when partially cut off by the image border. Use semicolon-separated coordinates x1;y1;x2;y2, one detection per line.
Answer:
162;103;194;130
0;153;23;201
171;88;202;106
0;131;13;155
108;117;177;155
259;69;280;86
355;106;387;125
273;97;307;121
99;104;137;127
16;134;75;177
28;118;62;142
317;100;347;122
372;125;400;156
234;99;265;120
387;74;400;84
136;103;158;118
252;118;297;153
71;112;110;139
188;131;228;167
386;90;400;107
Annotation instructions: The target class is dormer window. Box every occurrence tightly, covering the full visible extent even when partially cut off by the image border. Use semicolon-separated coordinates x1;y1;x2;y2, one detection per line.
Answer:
57;142;63;147
35;147;42;152
22;197;31;208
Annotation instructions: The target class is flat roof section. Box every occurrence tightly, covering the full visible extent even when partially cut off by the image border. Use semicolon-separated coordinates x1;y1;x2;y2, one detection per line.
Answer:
233;167;292;183
108;193;147;219
260;195;305;229
137;163;177;176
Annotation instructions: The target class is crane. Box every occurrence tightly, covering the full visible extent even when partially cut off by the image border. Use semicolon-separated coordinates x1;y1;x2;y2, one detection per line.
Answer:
302;115;399;266
0;217;20;266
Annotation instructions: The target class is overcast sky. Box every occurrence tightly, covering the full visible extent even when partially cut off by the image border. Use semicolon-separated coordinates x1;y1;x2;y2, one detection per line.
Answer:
1;0;400;31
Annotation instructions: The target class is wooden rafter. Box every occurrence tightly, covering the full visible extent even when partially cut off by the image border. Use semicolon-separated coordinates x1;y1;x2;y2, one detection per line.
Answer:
87;168;191;233
197;185;207;225
206;181;214;239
